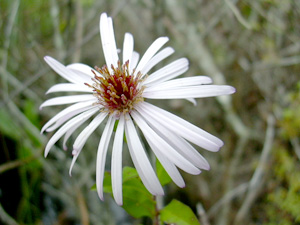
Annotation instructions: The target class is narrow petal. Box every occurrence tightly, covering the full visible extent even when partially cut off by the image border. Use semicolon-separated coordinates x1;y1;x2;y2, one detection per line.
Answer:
44;108;98;157
66;63;94;77
96;115;116;200
100;13;111;67
40;95;96;109
111;114;125;205
130;51;139;72
73;112;108;153
143;58;189;86
69;112;108;175
122;33;134;66
69;152;80;177
41;101;95;133
100;13;118;70
144;76;212;91
124;115;164;196
131;111;201;175
107;17;119;66
62;114;91;150
136;102;223;152
153;150;185;188
46;105;97;133
44;56;87;84
134;37;169;76
46;83;93;94
129;113;186;187
138;112;210;170
143;85;236;99
141;47;175;76
187;98;197;106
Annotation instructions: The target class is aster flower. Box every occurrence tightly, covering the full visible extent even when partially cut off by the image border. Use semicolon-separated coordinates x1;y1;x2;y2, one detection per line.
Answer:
41;13;235;205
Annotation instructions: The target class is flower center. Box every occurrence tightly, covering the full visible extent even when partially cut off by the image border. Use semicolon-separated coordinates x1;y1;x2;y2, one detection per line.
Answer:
86;61;145;114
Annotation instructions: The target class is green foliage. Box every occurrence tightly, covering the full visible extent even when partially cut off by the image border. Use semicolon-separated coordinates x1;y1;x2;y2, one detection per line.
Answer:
95;165;200;223
0;108;21;140
80;0;95;7
23;100;40;128
17;145;42;223
102;167;156;219
160;199;200;225
23;100;42;147
280;83;300;139
262;147;300;224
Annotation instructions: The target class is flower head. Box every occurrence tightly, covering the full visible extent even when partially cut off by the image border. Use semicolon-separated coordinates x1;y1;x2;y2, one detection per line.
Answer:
41;13;235;205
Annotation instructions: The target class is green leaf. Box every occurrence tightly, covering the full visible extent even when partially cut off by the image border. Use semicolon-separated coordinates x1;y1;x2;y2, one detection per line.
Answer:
99;167;156;219
160;199;200;225
156;159;172;186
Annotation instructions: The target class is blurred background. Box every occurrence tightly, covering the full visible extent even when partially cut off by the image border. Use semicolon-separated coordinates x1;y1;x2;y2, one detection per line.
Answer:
0;0;300;224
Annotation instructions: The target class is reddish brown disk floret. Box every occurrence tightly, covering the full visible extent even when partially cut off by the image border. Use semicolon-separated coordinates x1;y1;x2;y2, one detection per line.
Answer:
85;60;145;114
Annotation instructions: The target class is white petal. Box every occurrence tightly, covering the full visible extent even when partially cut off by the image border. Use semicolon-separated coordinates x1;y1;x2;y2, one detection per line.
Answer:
67;63;102;79
122;33;134;67
41;101;95;133
130;51;139;72
100;13;118;71
187;98;197;106
111;114;125;205
69;152;80;177
62;114;91;150
107;17;119;66
134;37;169;76
124;114;164;196
40;95;96;109
143;85;236;99
139;113;210;170
46;105;97;133
96;115;116;200
136;102;223;152
69;112;108;175
152;149;185;188
143;58;189;86
44;56;87;84
44;108;98;157
141;47;175;76
145;76;212;91
62;107;102;148
131;111;200;175
46;83;93;94
73;112;108;152
66;63;94;77
100;13;112;68
130;110;187;187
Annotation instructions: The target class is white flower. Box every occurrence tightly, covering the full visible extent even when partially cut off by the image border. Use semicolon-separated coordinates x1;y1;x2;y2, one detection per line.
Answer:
41;13;235;205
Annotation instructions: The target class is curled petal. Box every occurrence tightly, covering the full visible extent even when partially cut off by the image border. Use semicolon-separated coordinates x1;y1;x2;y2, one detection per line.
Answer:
44;108;98;157
131;111;200;175
136;102;223;152
69;112;108;176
